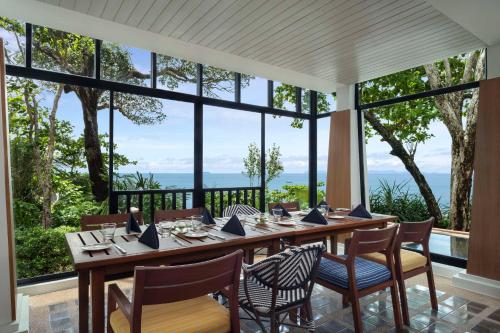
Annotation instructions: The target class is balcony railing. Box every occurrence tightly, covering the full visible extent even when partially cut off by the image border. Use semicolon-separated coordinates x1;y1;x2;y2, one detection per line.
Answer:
109;186;262;223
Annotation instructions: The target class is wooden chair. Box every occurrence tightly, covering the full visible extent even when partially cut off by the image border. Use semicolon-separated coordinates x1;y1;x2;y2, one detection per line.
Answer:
107;250;243;333
80;212;144;231
315;226;402;333
267;202;300;213
361;218;437;325
239;244;325;333
154;207;203;223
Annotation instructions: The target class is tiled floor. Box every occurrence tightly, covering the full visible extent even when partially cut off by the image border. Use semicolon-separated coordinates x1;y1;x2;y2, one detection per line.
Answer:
29;274;500;333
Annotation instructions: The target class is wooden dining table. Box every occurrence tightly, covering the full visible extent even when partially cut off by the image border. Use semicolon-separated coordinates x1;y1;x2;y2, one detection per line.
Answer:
65;212;397;333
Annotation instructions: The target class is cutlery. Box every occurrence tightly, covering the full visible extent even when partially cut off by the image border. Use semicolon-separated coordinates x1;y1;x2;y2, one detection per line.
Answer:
113;243;127;255
208;233;226;240
174;238;187;247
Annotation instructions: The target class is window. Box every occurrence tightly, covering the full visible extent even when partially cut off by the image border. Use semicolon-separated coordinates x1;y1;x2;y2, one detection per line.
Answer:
302;89;310;114
265;115;309;208
0;17;25;66
7;77;109;280
203;65;235;101
241;75;267;106
156;54;197;95
101;41;150;86
273;81;296;111
33;26;94;77
318;92;336;113
113;94;193;189
203;106;261;187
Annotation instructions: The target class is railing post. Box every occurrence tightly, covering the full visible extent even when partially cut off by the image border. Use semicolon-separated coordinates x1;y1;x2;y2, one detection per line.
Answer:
109;192;118;214
193;100;204;208
309;91;318;208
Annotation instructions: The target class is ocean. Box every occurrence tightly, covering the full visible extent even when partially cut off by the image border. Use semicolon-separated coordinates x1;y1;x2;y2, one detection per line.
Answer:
143;172;451;206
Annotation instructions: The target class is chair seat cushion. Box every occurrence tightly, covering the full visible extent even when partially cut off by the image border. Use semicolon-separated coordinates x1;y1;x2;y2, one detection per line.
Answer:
239;277;306;313
318;256;391;290
362;250;427;272
109;295;230;333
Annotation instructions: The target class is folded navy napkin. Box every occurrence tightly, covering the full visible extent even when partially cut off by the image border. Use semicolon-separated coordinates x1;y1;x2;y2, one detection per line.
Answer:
316;200;334;212
126;213;142;234
272;204;291;217
138;223;159;249
202;208;216;225
301;208;328;225
348;204;372;219
221;215;246;236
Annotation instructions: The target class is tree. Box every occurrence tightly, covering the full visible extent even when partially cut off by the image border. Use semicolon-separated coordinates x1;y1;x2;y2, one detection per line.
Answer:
361;51;484;230
242;142;283;186
1;18;250;202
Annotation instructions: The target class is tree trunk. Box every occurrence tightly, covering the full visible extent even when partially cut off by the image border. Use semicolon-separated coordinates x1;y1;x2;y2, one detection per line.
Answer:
364;111;443;223
75;87;108;202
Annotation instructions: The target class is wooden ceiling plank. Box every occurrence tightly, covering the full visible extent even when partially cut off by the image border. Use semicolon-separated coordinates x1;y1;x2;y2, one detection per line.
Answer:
101;0;123;21
159;0;205;36
87;0;108;17
136;0;170;31
148;0;185;33
168;0;221;39
113;0;139;24
126;0;155;28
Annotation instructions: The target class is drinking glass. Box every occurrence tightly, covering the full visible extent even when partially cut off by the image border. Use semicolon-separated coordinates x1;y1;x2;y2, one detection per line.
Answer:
191;215;203;232
255;213;267;224
101;223;116;243
159;221;173;238
320;204;329;216
272;208;283;222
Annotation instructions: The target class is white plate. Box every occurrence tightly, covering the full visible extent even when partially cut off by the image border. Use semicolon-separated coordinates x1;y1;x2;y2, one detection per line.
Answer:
330;215;345;219
82;243;112;252
184;231;209;238
276;221;297;227
336;208;350;212
298;210;311;216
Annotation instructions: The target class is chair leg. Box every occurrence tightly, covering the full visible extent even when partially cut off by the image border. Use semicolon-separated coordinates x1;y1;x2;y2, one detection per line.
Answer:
350;296;363;333
390;283;403;331
270;313;279;333
244;249;254;264
397;277;410;326
342;294;350;308
427;268;438;310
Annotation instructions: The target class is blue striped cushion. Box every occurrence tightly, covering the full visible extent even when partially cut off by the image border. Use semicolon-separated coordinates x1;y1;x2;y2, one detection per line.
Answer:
318;256;391;290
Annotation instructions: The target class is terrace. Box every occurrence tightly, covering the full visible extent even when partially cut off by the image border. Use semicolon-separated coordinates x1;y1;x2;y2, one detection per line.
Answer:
0;1;500;333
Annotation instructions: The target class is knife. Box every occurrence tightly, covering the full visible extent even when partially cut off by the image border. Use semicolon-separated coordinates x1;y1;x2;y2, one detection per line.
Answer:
113;243;127;255
208;232;226;240
174;238;187;247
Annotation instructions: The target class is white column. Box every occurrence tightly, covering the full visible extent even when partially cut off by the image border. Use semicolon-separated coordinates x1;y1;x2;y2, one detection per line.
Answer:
336;84;369;209
487;43;500;79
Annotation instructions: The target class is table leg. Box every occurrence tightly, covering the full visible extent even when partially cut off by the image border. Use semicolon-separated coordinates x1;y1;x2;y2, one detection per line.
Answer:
268;239;281;255
91;268;105;333
78;270;89;333
330;234;338;254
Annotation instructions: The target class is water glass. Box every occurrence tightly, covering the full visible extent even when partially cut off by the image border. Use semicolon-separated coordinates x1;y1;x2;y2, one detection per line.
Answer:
320;204;329;216
101;223;116;243
255;213;267;224
272;208;283;222
159;221;173;238
191;215;203;232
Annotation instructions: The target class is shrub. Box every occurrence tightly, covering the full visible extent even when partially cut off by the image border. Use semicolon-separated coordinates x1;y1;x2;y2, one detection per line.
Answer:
369;180;431;222
13;199;41;228
15;225;78;279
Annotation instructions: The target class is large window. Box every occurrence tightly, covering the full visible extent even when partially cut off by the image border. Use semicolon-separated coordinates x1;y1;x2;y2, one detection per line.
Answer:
265;115;309;208
113;94;194;189
273;81;296;111
241;76;267;106
156;54;197;95
101;41;150;86
203;65;235;101
0;17;25;66
317;116;330;194
203;107;261;187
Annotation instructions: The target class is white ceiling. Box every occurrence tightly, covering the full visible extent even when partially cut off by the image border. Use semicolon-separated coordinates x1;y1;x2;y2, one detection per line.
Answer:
1;0;487;92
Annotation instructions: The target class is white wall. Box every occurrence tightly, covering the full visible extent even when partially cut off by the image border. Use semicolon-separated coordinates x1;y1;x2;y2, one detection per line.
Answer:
487;43;500;79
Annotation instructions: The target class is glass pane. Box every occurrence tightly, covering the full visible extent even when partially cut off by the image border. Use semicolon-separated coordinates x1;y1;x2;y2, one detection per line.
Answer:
32;26;95;76
0;17;25;66
273;82;296;111
101;41;150;86
113;94;193;189
156;54;197;95
203;65;235;100
318;92;336;113
7;77;109;279
241;75;267;106
317;116;330;201
302;89;311;114
203;106;261;187
266;115;309;208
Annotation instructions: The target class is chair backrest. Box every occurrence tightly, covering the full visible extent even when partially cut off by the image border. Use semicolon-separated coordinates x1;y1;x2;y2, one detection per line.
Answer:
80;212;143;231
223;204;260;217
251;244;325;290
396;218;434;246
154;207;204;223
347;225;399;258
268;202;300;213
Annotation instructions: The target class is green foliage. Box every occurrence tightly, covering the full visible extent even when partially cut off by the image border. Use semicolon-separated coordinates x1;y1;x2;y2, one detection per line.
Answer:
15;225;78;279
369;180;432;222
241;142;284;186
13;200;41;228
266;182;326;210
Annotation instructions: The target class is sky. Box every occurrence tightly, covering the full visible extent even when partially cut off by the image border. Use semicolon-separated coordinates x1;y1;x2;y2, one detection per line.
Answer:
1;26;452;176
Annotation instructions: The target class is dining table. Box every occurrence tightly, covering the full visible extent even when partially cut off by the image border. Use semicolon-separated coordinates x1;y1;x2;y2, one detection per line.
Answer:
65;211;397;333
